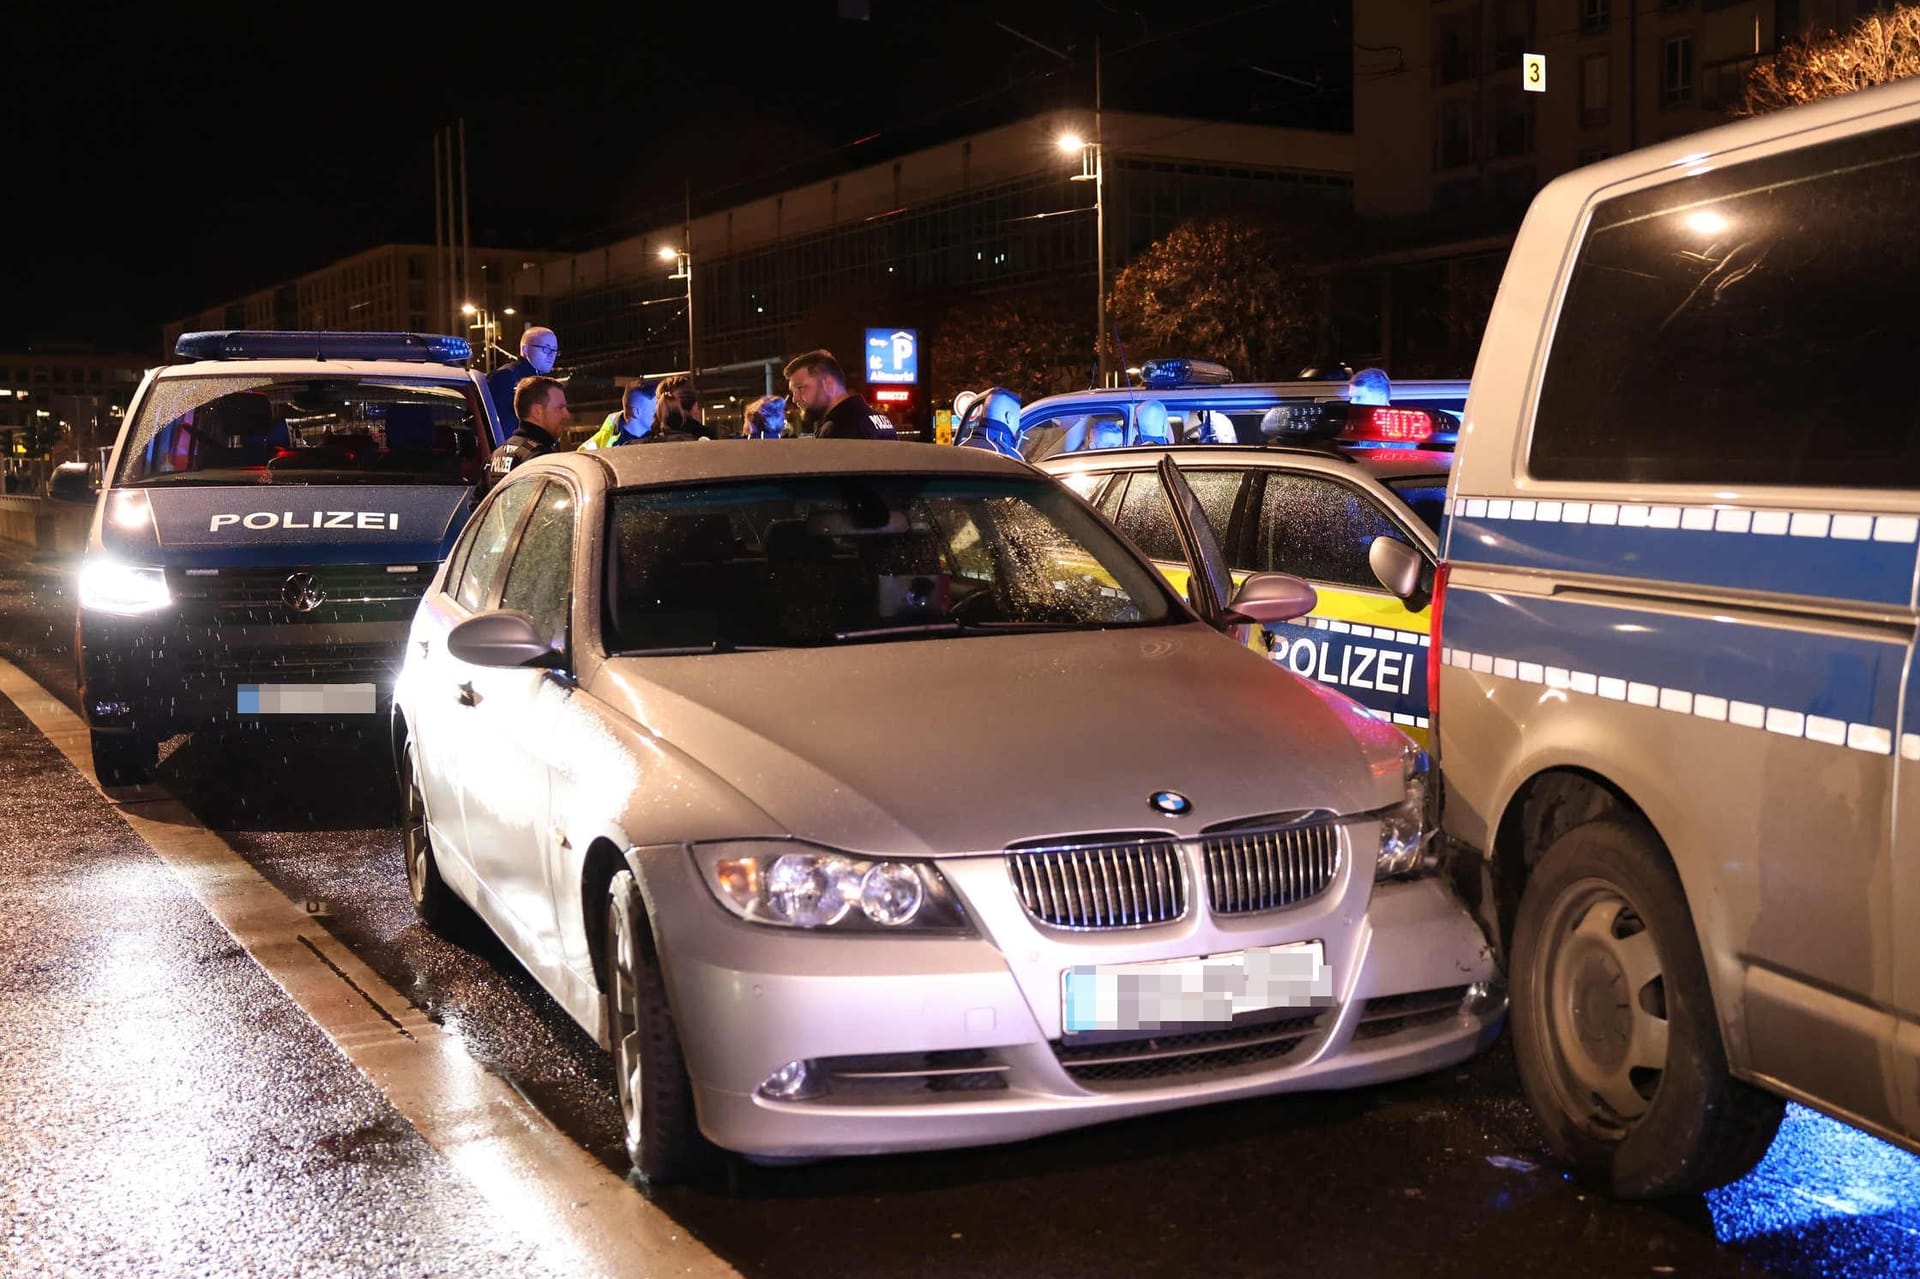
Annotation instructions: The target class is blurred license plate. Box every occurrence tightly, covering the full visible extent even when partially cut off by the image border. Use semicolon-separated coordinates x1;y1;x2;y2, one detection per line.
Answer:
237;683;376;715
1062;941;1331;1034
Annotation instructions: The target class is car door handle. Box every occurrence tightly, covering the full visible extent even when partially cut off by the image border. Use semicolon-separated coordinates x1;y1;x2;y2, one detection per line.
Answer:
456;681;480;707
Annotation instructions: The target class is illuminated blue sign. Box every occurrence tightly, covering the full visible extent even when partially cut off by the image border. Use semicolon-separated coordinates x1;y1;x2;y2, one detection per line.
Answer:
865;328;918;385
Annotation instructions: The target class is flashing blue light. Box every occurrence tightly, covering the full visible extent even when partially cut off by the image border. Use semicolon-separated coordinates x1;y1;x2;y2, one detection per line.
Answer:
1139;358;1234;389
173;330;472;365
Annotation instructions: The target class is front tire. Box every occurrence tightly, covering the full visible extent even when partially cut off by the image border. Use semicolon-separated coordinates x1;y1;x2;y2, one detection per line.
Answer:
1510;819;1784;1198
605;870;705;1185
90;730;154;788
401;740;461;935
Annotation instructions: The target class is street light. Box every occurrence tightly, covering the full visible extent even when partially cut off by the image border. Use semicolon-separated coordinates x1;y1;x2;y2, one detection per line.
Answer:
659;244;694;376
460;301;513;370
1058;129;1106;385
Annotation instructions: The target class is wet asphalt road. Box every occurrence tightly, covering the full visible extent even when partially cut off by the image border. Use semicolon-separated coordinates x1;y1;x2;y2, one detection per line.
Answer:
4;544;1920;1277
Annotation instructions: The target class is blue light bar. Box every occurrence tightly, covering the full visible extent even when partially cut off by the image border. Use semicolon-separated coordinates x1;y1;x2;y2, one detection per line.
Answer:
1139;358;1234;389
173;331;472;365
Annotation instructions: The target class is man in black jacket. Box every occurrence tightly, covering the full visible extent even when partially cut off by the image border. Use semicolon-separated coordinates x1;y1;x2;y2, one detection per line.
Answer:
484;327;559;446
783;349;898;440
486;376;571;489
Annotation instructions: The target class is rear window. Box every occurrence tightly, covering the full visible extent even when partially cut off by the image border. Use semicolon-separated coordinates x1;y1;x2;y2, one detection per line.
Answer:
1529;120;1920;487
118;375;484;487
1384;478;1449;535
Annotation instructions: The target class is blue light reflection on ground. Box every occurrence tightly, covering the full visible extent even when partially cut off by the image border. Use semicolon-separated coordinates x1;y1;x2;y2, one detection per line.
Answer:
1708;1104;1920;1273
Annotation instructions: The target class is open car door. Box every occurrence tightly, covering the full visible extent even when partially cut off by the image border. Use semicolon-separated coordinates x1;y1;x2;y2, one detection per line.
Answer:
1156;455;1235;630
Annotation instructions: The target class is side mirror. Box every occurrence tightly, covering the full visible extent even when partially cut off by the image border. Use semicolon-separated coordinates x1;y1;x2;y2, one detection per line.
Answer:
1225;572;1319;625
1368;537;1430;610
447;610;563;669
46;462;98;503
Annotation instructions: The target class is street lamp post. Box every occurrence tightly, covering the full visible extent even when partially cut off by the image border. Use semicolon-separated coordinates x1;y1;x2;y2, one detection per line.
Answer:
460;302;517;370
1058;129;1105;386
659;245;693;375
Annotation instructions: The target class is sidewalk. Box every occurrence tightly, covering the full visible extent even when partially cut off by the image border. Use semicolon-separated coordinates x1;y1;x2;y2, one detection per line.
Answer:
0;687;563;1278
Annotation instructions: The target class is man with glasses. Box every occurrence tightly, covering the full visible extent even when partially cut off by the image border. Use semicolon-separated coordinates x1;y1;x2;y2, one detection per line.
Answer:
485;326;560;447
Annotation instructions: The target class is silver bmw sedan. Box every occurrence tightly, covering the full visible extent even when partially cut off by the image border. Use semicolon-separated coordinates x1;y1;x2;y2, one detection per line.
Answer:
392;440;1502;1183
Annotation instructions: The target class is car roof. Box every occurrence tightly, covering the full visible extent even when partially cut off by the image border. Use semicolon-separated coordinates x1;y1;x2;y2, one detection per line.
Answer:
1022;378;1471;420
1034;442;1453;482
571;439;1037;488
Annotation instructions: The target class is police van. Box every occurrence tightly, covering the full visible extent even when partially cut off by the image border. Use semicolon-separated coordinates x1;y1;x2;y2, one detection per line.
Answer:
76;331;500;786
1038;370;1462;744
1435;77;1920;1195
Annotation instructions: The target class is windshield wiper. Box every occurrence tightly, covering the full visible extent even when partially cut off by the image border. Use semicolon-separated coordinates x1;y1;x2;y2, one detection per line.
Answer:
832;620;1091;642
616;639;794;656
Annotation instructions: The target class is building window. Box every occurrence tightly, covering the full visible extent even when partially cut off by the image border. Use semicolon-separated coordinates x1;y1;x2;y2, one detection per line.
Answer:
1435;97;1475;170
1664;35;1694;107
1493;86;1534;158
1703;54;1760;111
1581;53;1611;128
1658;0;1690;12
1581;0;1610;35
1578;146;1612;165
1491;0;1530;72
1433;11;1477;86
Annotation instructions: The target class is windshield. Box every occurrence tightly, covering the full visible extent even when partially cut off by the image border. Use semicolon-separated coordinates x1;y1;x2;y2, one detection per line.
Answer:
606;474;1181;653
116;374;484;487
1384;477;1450;536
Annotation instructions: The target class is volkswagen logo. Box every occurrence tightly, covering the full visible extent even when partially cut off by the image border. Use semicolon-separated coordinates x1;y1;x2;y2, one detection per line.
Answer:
1149;790;1192;816
281;572;326;614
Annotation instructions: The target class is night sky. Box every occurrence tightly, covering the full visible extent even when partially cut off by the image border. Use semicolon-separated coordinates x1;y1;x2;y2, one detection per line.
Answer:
7;1;1349;354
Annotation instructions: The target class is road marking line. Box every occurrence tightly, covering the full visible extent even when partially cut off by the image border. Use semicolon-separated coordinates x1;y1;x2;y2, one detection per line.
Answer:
0;659;736;1279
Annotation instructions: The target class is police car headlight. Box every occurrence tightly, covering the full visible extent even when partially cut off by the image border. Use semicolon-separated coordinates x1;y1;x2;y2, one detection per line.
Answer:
1374;743;1436;880
693;840;972;933
78;559;171;615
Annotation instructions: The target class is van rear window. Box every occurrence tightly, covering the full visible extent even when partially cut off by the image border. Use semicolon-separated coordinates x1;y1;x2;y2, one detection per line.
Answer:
1529;120;1920;488
118;375;483;487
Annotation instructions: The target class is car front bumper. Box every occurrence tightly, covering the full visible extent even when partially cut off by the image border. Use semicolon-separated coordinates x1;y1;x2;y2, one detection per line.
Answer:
645;838;1503;1159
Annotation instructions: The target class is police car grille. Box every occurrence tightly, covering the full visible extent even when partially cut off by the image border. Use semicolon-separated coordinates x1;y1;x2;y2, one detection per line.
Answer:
179;642;399;683
169;565;435;622
1005;837;1188;929
1202;820;1342;916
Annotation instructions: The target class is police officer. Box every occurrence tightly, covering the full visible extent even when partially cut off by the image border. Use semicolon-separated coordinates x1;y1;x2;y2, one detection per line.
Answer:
783;349;898;440
487;376;571;489
741;394;788;438
485;327;559;444
955;386;1022;458
581;380;658;449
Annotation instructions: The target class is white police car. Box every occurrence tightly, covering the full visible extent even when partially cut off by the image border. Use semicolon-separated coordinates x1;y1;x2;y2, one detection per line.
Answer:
75;330;502;786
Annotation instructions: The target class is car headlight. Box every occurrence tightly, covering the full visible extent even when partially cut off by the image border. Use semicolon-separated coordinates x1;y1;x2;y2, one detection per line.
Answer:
693;840;972;933
1374;742;1436;880
78;559;171;615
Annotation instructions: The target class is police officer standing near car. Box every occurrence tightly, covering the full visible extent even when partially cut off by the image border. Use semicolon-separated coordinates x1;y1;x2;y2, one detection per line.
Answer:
485;326;560;444
486;375;571;489
783;349;898;440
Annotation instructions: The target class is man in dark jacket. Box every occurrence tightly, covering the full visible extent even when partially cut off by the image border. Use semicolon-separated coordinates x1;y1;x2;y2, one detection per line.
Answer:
484;327;559;446
485;376;571;489
783;349;898;440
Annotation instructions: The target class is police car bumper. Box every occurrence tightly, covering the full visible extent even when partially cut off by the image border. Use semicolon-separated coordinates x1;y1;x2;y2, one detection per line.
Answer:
80;613;407;739
653;849;1504;1159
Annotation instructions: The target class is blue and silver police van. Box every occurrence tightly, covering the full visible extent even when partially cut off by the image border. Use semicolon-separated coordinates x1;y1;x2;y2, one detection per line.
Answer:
75;330;500;786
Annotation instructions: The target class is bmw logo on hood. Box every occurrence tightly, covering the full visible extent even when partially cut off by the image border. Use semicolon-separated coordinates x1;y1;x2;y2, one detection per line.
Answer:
1149;790;1192;816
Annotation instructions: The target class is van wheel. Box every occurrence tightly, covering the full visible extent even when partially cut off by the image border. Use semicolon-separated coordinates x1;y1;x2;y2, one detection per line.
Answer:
1511;819;1784;1198
90;730;154;788
606;870;706;1185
